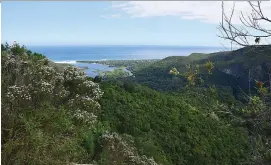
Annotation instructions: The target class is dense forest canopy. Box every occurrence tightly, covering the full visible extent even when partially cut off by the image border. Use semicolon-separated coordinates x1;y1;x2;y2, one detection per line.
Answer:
2;41;270;165
1;1;271;165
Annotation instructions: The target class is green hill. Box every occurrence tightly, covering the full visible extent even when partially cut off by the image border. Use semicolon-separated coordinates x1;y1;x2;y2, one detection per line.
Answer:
2;43;270;165
99;81;249;165
130;46;271;100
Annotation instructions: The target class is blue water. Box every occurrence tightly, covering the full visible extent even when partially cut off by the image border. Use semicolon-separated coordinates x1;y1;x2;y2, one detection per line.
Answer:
27;45;225;77
28;45;225;62
73;62;131;78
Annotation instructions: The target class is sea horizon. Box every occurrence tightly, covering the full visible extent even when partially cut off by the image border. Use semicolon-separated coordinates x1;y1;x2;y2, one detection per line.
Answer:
25;44;226;48
27;45;229;63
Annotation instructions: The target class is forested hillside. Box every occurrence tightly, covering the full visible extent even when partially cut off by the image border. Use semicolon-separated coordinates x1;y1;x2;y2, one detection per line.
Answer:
2;43;271;165
129;46;271;101
3;0;271;164
99;81;249;165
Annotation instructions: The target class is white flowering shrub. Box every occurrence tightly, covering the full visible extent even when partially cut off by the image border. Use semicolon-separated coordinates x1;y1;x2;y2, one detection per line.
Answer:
63;66;87;82
2;43;105;165
63;66;103;99
78;80;104;99
56;88;70;98
73;109;97;125
6;85;32;107
61;66;104;125
1;47;104;129
2;53;17;67
98;132;161;165
2;49;103;117
68;95;101;110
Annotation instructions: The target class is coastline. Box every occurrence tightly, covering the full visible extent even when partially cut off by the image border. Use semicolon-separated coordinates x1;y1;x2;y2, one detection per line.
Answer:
76;59;160;72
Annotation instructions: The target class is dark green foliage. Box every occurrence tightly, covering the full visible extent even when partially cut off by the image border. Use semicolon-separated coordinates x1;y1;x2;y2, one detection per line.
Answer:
94;76;102;83
2;104;87;165
131;46;271;100
1;42;9;51
31;52;46;61
99;82;250;165
2;43;270;165
97;67;131;79
1;43;103;165
123;81;137;93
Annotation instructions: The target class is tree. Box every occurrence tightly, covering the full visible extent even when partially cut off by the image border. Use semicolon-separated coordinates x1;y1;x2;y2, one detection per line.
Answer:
169;61;214;87
1;44;104;164
94;75;102;83
218;2;271;164
218;1;271;47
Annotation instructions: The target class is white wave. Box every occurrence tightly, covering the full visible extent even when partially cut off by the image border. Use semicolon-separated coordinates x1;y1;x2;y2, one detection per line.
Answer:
54;60;77;64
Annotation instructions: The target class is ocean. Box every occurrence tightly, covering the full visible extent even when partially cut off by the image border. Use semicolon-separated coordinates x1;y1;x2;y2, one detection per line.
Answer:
28;45;225;77
28;45;225;62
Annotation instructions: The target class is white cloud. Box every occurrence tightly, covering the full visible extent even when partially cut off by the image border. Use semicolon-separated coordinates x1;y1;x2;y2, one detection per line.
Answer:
111;1;271;24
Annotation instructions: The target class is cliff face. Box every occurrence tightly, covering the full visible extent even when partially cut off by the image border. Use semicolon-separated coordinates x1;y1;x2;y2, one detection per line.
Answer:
131;45;271;97
211;46;271;93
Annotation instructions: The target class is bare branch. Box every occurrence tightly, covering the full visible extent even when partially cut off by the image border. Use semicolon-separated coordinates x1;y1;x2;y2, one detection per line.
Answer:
218;1;271;47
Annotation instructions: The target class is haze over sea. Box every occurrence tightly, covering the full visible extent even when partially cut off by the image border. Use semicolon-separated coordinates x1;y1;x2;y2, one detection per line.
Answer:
28;45;226;77
28;45;226;63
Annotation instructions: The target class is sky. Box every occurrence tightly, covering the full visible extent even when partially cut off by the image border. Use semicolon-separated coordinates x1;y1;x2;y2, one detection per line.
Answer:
2;1;271;47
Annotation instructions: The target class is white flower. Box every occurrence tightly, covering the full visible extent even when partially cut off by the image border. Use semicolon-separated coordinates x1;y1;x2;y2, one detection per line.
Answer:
73;109;97;125
6;85;32;102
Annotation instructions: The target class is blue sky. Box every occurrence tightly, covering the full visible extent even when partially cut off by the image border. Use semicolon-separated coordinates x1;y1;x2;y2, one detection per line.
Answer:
3;1;268;47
